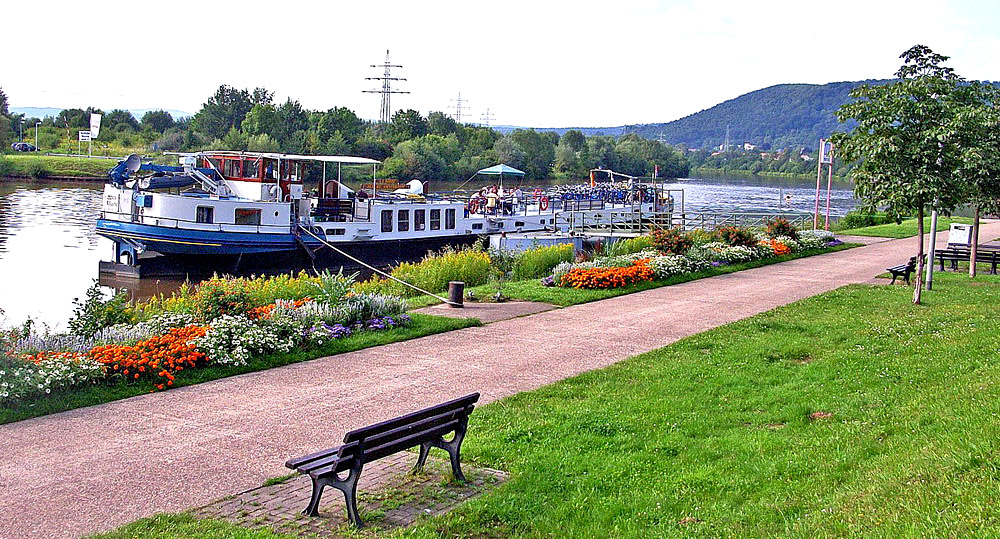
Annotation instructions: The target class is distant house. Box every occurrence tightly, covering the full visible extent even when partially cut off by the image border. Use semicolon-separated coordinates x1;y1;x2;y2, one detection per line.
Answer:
760;152;772;159
800;153;814;161
743;142;756;151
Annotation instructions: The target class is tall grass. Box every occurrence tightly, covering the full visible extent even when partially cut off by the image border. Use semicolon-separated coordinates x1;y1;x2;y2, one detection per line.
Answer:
512;244;574;280
603;235;654;257
354;245;492;297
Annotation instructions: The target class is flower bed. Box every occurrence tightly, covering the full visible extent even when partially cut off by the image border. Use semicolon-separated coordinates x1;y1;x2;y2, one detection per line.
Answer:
545;227;839;290
0;272;413;406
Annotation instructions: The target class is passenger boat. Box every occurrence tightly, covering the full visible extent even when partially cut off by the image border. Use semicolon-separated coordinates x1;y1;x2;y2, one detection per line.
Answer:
96;152;673;277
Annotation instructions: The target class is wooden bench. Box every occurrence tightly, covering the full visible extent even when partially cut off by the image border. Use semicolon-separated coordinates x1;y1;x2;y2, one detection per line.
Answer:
887;256;918;285
284;393;480;526
934;248;999;274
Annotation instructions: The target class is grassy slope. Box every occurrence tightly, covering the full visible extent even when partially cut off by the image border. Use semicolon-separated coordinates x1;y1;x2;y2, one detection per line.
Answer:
97;272;1000;537
1;314;478;425
838;216;974;238
1;154;115;178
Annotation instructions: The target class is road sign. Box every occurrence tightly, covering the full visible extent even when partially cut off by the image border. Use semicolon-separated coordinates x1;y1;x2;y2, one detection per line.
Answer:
79;131;92;142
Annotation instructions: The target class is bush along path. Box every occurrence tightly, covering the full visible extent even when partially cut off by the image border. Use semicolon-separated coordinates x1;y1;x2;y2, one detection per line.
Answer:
4;222;994;539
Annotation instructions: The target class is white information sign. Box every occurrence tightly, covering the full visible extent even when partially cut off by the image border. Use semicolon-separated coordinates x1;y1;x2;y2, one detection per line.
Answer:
948;223;973;247
79;131;92;141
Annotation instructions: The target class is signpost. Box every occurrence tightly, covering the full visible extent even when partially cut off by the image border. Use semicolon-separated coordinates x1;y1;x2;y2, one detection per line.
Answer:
79;130;92;156
813;139;835;230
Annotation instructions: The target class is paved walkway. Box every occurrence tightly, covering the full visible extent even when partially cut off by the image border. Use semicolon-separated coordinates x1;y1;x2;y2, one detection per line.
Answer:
3;225;997;539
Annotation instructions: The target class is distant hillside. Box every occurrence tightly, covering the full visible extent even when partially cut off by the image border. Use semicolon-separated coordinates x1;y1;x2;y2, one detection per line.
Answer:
621;80;891;150
11;107;192;121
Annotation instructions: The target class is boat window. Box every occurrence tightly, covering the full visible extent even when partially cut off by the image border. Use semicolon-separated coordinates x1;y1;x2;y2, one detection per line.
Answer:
398;209;410;232
381;210;393;232
445;209;456;229
326;228;346;236
203;157;222;172
414;210;426;231
225;159;241;178
472;223;483;230
235;208;261;225
264;160;278;180
242;159;260;179
515;221;525;227
430;209;441;230
196;206;214;224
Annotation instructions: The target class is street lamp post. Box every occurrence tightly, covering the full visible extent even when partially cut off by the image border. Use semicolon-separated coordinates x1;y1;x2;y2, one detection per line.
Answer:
34;122;41;151
19;118;25;141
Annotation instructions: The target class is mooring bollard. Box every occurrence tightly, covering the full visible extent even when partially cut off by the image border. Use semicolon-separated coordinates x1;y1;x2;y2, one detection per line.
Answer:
448;281;465;308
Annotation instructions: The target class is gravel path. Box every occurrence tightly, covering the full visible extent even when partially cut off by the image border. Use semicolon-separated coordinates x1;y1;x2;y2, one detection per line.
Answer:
2;225;994;539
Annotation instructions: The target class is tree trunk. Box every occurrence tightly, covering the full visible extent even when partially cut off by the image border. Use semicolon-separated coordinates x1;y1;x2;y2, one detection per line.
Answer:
970;205;981;278
913;206;924;304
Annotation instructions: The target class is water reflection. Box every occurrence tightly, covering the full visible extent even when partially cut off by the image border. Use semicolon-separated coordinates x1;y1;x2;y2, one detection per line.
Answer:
0;175;857;329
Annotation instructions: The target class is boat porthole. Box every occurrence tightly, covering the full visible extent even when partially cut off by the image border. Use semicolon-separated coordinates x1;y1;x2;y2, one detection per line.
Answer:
274;211;279;217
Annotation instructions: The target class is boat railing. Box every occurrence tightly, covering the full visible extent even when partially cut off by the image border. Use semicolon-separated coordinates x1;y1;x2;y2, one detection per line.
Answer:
555;210;812;236
102;211;291;235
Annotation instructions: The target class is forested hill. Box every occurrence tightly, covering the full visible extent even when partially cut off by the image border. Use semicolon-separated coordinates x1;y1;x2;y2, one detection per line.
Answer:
622;80;889;150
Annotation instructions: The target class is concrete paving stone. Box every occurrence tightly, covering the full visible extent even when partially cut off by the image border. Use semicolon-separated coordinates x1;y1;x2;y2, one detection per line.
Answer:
1;225;995;539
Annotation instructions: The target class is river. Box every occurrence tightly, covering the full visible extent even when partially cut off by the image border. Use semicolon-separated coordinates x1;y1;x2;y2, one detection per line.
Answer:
0;175;857;329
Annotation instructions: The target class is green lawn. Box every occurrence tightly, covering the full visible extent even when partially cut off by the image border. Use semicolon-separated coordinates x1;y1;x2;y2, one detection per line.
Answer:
407;243;858;309
97;272;1000;537
0;154;115;178
838;216;974;238
1;314;478;425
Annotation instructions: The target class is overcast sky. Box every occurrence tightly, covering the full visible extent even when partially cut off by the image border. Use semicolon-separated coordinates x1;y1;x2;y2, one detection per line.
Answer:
4;0;999;127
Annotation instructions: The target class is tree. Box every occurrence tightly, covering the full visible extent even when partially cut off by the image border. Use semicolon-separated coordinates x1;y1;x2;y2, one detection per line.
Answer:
0;87;12;147
140;110;175;133
428;111;458;136
833;45;967;304
193;85;254;140
241;104;279;137
390;109;429;143
105;109;140;133
951;82;1000;277
562;129;586;152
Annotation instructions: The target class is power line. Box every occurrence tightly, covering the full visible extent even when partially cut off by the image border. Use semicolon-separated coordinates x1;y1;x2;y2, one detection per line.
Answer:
449;92;468;124
480;107;495;128
363;50;409;123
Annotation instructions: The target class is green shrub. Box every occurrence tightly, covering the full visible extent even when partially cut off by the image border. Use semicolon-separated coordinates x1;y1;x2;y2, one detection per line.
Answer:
513;243;574;280
68;281;134;338
714;226;757;248
765;217;799;240
651;227;694;255
376;245;492;297
193;279;254;321
0;157;15;177
685;229;716;245
22;161;49;178
604;235;654;256
835;211;899;230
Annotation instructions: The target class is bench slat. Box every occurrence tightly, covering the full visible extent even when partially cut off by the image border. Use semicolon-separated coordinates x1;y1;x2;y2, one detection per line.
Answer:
361;406;471;450
343;393;479;444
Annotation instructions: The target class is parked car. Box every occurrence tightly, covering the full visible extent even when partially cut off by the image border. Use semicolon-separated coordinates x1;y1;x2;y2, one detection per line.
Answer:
11;142;38;152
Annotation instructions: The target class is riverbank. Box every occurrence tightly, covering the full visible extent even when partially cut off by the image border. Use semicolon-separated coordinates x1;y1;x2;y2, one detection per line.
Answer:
0;154;113;180
6;224;991;539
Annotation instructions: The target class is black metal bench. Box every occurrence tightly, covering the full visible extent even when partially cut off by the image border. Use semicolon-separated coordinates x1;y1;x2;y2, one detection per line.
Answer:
284;392;480;526
887;256;918;285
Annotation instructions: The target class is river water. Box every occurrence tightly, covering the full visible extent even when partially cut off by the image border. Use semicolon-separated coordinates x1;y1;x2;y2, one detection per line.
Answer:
0;175;857;329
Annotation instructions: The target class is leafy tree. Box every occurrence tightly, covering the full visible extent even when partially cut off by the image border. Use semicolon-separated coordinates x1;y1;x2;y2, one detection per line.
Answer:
193;85;253;139
241;103;279;137
562;129;586;152
141;110;175;133
0;87;11;147
313;107;363;146
428;111;458;136
510;129;555;180
56;108;88;128
390;109;429;142
833;45;967;304
247;133;280;152
220;127;247;151
274;99;309;147
493;136;526;170
951;82;1000;277
104;109;140;133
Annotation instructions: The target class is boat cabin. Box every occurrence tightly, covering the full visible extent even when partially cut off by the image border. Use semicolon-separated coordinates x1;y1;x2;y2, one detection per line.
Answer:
198;151;306;202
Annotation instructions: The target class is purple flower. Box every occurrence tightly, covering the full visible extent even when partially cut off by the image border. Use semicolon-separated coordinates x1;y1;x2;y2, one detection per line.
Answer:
711;261;727;267
540;275;556;287
825;239;843;247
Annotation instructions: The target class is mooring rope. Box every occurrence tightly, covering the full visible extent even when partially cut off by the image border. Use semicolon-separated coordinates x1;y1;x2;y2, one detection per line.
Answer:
298;226;460;306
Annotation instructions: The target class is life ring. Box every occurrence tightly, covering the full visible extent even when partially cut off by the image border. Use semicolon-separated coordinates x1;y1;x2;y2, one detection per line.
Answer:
539;196;549;211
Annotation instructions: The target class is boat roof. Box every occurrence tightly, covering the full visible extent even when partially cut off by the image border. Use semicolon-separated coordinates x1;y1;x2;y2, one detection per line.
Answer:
168;151;380;165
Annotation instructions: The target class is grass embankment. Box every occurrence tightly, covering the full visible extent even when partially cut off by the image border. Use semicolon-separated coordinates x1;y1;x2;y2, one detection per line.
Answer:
408;243;858;309
838;216;974;238
98;271;1000;537
0;313;478;425
0;154;115;179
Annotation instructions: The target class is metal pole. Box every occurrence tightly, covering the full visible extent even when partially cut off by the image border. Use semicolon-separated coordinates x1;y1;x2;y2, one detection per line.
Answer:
824;163;833;230
35;122;40;150
926;207;939;290
814;139;823;229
